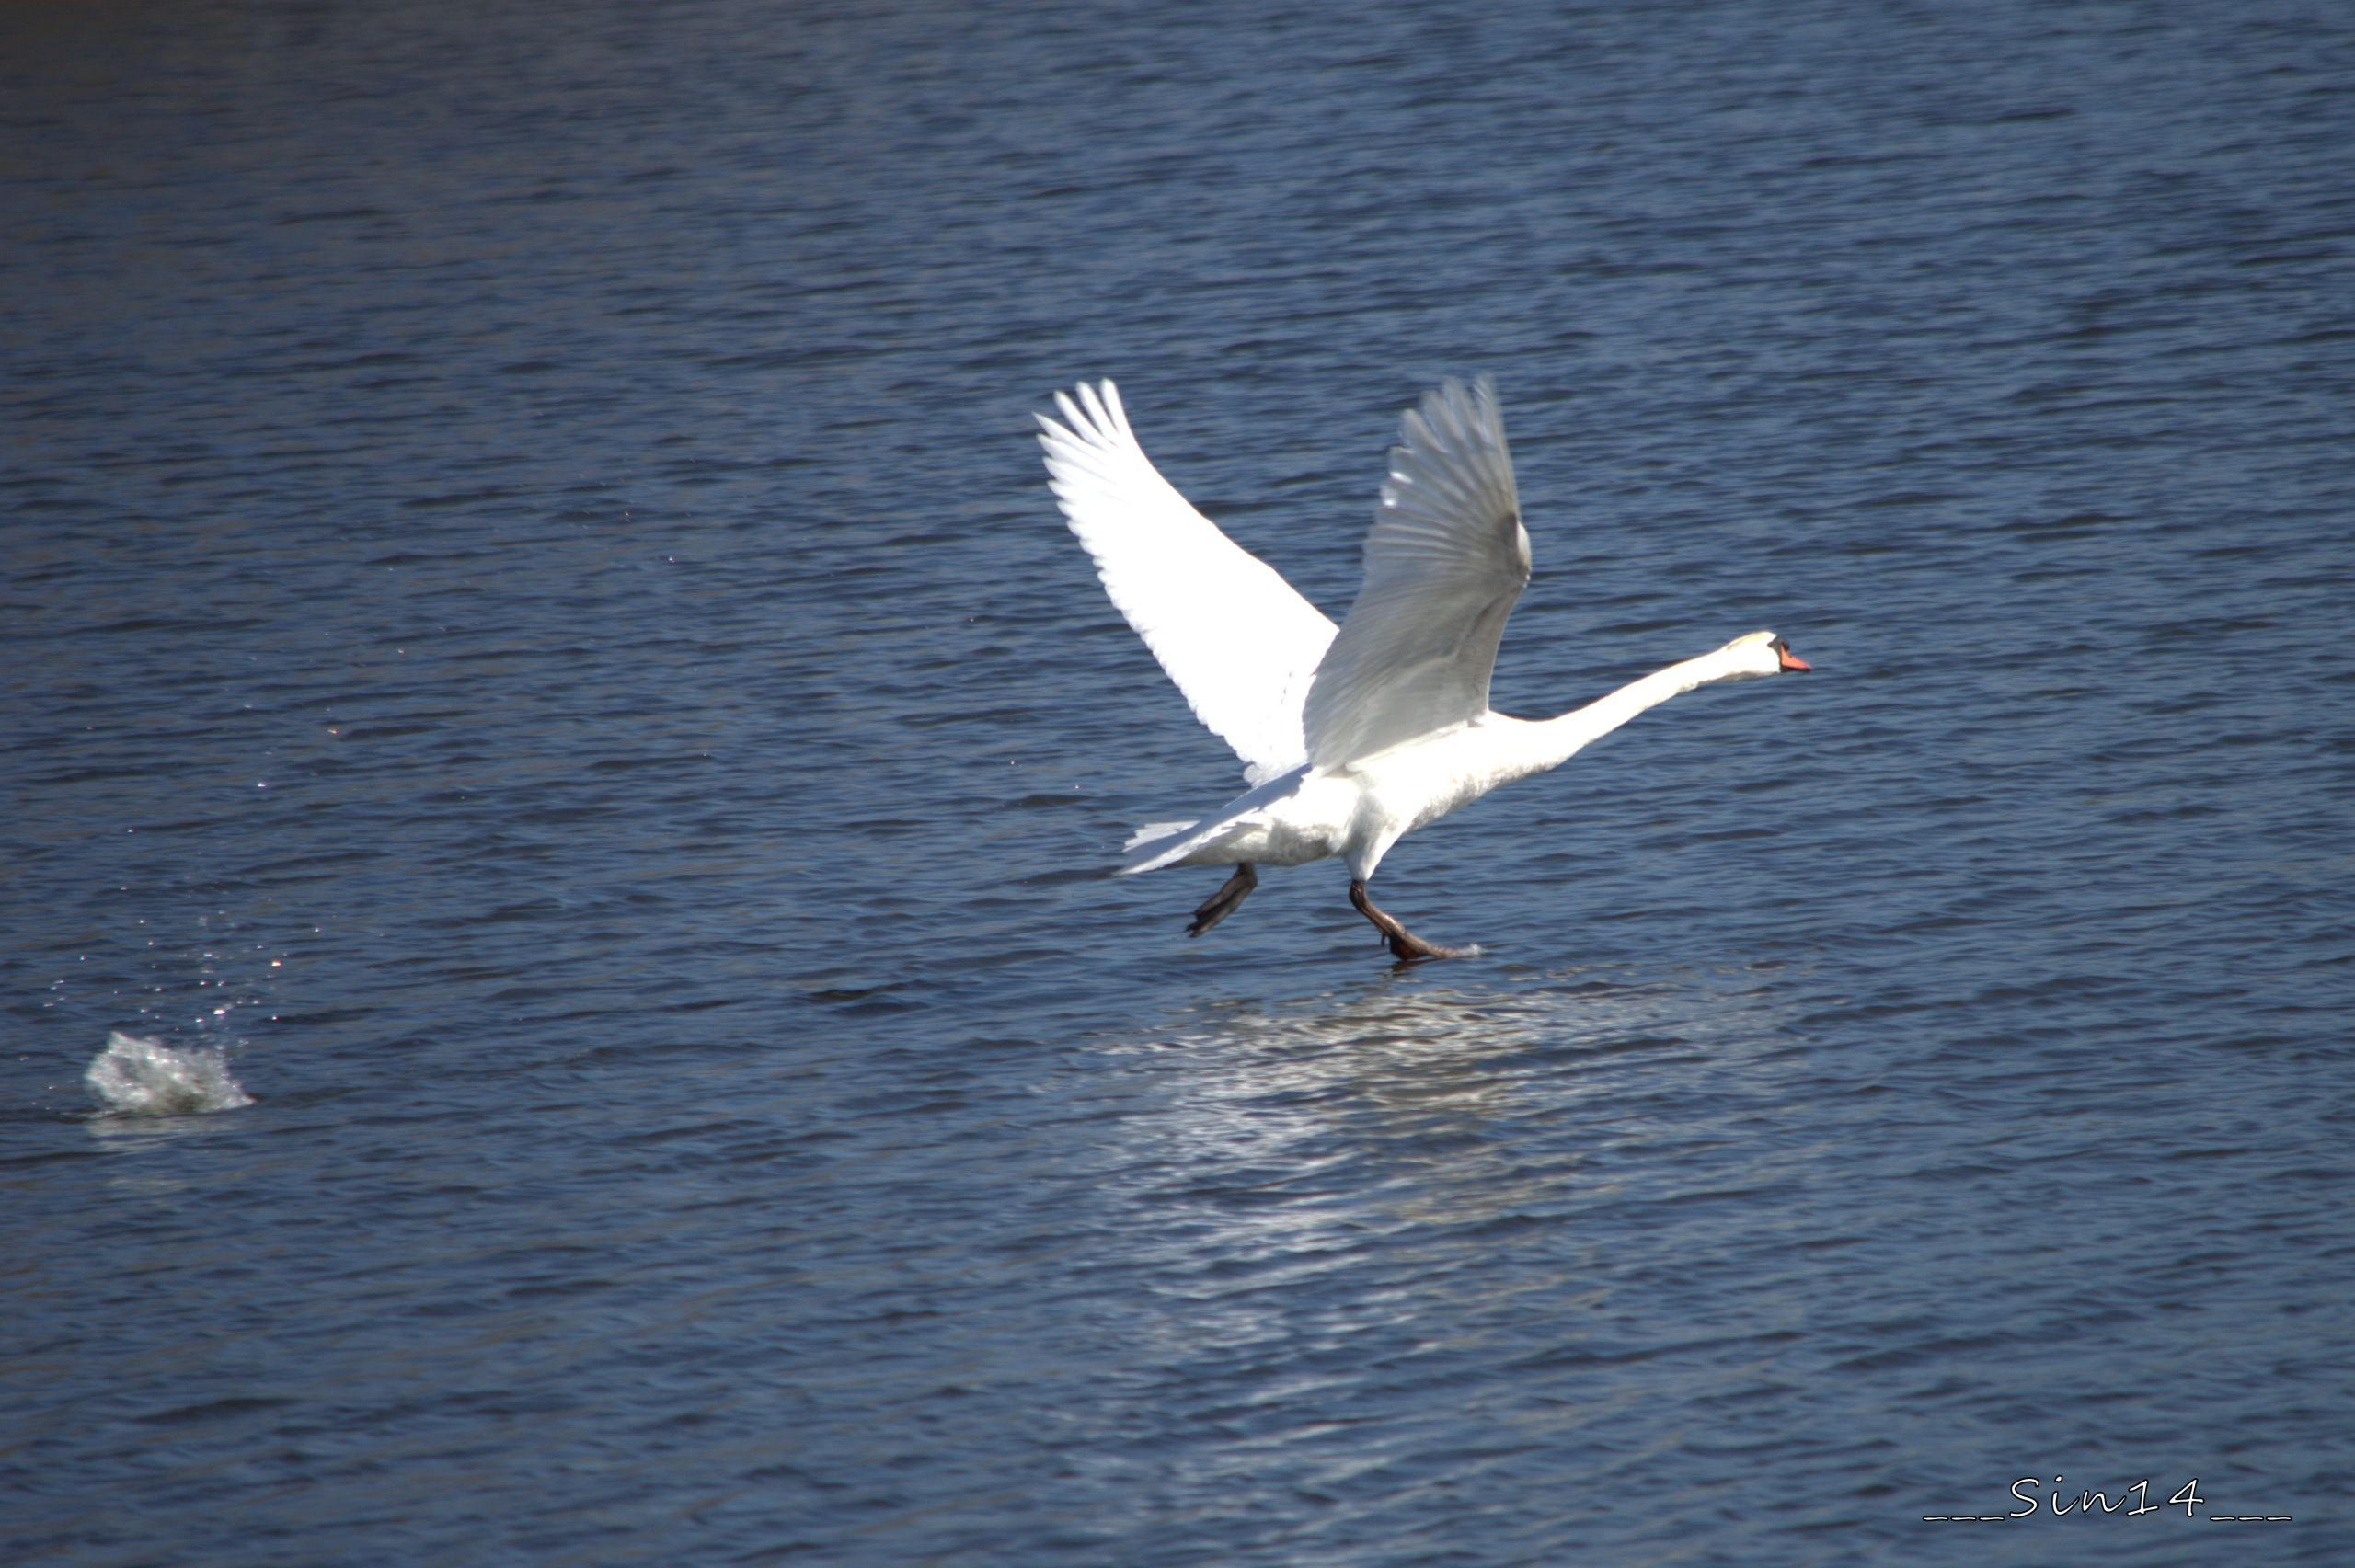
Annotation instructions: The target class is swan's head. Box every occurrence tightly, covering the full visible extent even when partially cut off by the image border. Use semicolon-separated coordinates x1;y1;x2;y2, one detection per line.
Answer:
1717;630;1812;681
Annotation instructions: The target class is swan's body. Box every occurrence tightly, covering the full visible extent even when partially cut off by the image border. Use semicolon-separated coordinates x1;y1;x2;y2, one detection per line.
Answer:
1038;376;1809;959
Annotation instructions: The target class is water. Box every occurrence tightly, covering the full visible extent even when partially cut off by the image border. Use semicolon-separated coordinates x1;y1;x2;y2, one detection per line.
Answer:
5;0;2350;1562
84;1031;253;1116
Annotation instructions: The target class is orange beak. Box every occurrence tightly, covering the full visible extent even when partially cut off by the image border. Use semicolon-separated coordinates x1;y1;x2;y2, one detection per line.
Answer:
1778;645;1812;672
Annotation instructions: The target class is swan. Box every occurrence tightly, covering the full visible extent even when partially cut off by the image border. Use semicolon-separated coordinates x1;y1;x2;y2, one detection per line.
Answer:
1037;376;1809;961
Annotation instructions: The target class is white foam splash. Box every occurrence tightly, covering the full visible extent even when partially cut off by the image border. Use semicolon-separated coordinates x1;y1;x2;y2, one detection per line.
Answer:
86;1030;254;1116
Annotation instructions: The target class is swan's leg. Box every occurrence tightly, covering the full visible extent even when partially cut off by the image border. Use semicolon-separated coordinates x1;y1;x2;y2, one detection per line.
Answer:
1188;864;1258;938
1349;878;1476;962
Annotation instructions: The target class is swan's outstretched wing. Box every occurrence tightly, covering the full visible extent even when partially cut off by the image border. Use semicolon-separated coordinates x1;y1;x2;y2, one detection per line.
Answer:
1303;377;1530;767
1040;380;1338;783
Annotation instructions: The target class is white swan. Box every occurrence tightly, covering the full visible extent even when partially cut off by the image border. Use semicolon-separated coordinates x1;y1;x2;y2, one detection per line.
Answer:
1038;376;1809;960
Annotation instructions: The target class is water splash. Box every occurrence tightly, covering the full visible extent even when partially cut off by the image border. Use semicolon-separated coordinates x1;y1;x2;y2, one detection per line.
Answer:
85;1030;254;1116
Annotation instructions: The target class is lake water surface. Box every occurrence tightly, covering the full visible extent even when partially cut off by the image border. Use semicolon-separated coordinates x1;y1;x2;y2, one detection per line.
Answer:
5;1;2351;1562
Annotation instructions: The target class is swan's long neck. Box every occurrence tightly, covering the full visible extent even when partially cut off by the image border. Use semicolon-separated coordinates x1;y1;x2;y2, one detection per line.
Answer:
1510;646;1744;778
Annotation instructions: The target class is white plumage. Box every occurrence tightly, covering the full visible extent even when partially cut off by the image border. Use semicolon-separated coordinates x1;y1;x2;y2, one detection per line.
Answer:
1038;375;1809;960
1039;381;1336;786
1305;375;1530;768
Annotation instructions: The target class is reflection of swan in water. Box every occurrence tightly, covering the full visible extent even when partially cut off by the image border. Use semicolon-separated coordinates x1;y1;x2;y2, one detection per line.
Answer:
1101;969;1799;1223
1070;971;1805;1400
1149;982;1606;1109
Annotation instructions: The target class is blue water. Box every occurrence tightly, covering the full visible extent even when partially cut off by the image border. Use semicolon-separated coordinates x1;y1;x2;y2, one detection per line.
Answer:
6;1;2351;1562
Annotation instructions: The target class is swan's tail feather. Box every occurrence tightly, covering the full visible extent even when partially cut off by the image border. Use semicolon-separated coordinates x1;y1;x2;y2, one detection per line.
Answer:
1121;819;1246;876
1119;764;1312;876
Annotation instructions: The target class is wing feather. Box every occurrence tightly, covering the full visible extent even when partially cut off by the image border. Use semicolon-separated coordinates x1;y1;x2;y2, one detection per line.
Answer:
1303;377;1530;766
1039;381;1337;783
